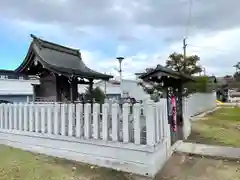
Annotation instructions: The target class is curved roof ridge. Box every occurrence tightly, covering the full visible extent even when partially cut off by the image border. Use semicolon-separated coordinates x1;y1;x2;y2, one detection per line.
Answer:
30;34;80;56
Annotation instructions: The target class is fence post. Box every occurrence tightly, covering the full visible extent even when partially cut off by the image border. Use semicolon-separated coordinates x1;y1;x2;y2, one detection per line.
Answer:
13;104;18;130
84;103;91;139
54;103;60;135
93;103;100;139
34;104;39;133
9;104;13;130
40;105;45;133
122;103;130;143
76;103;83;138
146;100;156;146
61;104;66;136
155;102;161;143
19;103;23;131
47;104;52;135
102;103;109;141
68;104;73;136
0;104;3;129
133;103;141;144
23;104;28;131
29;103;34;132
3;105;6;129
111;103;119;141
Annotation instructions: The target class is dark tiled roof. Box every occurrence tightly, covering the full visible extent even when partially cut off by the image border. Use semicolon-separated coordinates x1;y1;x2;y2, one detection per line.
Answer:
138;64;194;81
15;34;113;80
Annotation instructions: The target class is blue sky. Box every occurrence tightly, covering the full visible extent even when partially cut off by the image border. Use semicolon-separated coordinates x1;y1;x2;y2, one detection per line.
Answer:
0;0;239;78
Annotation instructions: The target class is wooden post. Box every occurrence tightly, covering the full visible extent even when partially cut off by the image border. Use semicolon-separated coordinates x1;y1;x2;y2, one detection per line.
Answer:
23;104;28;131
13;104;17;130
61;104;66;136
68;104;73;136
76;103;83;138
47;104;52;135
123;103;130;143
54;103;60;135
93;103;100;139
133;103;141;144
19;103;23;131
35;104;39;133
84;103;91;139
102;103;109;141
111;103;119;141
40;105;45;133
146;100;156;146
29;103;34;132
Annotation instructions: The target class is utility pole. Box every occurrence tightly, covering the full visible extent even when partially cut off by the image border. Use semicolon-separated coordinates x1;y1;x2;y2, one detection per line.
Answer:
116;57;124;99
183;38;187;73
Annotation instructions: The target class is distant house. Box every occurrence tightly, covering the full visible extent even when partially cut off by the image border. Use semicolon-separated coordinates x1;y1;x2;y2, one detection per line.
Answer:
93;79;150;101
0;70;39;103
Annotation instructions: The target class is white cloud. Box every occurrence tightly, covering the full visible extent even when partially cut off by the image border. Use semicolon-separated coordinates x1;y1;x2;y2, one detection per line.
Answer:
0;0;240;78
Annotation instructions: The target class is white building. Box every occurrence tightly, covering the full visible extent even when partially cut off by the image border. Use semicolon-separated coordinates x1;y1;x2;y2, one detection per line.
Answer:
0;70;39;103
93;79;150;101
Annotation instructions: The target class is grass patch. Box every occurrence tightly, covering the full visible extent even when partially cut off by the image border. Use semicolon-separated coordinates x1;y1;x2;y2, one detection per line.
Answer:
0;145;131;180
187;107;240;147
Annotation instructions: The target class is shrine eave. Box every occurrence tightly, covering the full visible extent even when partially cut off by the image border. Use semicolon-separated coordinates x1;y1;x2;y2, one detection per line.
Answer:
15;34;113;80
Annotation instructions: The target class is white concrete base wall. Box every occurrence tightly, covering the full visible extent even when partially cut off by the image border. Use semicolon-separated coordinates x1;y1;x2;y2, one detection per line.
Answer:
182;92;217;139
0;129;172;178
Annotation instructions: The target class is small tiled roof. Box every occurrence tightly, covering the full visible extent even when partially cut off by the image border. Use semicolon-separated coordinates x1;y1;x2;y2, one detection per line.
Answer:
15;34;113;80
138;64;194;81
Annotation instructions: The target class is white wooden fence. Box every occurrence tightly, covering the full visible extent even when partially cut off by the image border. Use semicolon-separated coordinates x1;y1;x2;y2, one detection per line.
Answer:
0;100;169;146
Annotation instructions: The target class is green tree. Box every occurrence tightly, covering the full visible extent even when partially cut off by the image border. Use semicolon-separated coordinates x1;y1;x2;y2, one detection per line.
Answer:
165;52;202;75
138;52;213;99
84;87;106;104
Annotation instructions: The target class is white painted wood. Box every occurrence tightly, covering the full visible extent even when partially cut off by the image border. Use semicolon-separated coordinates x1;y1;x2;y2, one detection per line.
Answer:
111;103;119;141
93;103;100;139
84;103;91;139
146;100;156;146
54;103;60;135
23;104;28;131
61;104;66;136
18;103;23;131
40;105;46;133
159;103;163;140
155;102;160;143
133;103;141;145
122;103;129;143
3;104;8;129
68;104;73;137
35;104;40;133
0;105;3;129
13;104;18;130
76;103;83;138
9;104;13;129
47;104;52;135
29;104;34;132
102;103;109;141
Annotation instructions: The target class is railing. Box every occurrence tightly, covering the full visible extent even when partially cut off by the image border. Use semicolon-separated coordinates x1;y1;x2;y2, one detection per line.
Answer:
0;99;169;146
